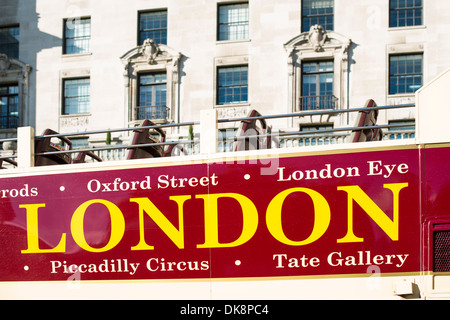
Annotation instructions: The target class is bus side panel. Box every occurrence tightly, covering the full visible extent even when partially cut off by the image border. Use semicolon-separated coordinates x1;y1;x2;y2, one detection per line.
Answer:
422;145;450;298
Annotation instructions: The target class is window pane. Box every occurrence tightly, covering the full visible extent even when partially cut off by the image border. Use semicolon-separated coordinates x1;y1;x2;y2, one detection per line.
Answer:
64;18;91;54
302;0;334;32
218;3;249;41
0;26;20;58
63;78;90;114
389;54;422;94
217;66;248;105
389;0;422;27
0;84;19;128
301;61;335;110
137;73;167;120
139;11;168;45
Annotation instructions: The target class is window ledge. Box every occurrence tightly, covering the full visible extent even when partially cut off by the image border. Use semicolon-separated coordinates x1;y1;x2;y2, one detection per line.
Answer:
216;39;251;45
215;103;250;108
388;25;426;32
387;93;416;98
62;52;93;59
60;113;91;117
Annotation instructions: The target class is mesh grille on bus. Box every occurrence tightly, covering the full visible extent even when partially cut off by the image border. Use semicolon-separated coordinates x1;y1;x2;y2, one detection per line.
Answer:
433;230;450;272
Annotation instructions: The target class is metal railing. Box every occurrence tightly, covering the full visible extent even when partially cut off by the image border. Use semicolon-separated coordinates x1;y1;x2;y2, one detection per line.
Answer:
136;105;169;121
298;95;338;111
0;102;416;169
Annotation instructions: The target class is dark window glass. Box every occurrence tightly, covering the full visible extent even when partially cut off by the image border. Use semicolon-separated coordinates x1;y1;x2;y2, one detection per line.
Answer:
300;61;335;110
64;18;91;54
302;0;334;32
0;84;19;129
389;54;423;94
218;3;249;41
139;11;168;45
217;66;248;105
0;26;19;58
137;73;167;120
389;0;423;27
63;78;90;114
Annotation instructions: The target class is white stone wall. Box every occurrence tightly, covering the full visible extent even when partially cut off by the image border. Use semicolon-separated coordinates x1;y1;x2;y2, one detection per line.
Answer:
1;0;450;140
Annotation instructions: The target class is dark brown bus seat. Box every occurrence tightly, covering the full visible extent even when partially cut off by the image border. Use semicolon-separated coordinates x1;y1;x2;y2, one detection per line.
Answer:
72;151;103;163
0;158;17;169
35;129;72;166
127;119;166;159
235;109;271;151
351;99;383;142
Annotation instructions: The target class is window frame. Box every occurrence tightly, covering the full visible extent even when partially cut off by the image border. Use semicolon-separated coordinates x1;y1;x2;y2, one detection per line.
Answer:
137;72;168;120
389;0;423;28
0;83;19;129
301;0;334;32
62;77;91;115
216;65;249;105
387;119;415;140
63;17;91;55
388;53;423;95
138;10;168;46
0;25;20;59
217;2;249;42
300;60;336;110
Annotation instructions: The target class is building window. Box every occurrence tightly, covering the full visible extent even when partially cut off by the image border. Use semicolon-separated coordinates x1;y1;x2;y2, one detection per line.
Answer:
301;123;333;132
218;3;249;41
389;54;423;94
217;66;248;105
389;0;423;28
70;137;89;148
0;25;19;59
63;17;91;54
302;0;334;32
0;84;19;129
137;73;167;120
63;78;90;114
299;123;334;146
139;11;168;45
388;120;415;140
218;128;237;152
300;61;336;110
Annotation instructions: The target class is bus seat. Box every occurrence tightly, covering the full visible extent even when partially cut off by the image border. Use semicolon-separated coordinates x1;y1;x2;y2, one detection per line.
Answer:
0;158;17;169
127;119;166;159
35;129;72;166
72;151;103;163
351;99;382;142
235;109;271;151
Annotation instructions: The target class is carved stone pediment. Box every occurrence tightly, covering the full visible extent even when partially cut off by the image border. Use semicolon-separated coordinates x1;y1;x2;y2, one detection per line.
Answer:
308;25;327;52
0;54;31;78
141;39;160;64
0;54;11;71
121;39;181;66
284;24;351;56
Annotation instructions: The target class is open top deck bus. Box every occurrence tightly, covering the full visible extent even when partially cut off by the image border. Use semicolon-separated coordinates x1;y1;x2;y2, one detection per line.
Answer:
0;69;450;300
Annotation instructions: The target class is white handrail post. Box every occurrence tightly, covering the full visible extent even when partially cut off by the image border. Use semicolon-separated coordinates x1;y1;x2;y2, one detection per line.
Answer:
17;126;35;168
200;109;218;154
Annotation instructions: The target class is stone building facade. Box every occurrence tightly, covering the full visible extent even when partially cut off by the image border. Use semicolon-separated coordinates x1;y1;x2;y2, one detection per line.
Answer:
1;0;449;147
